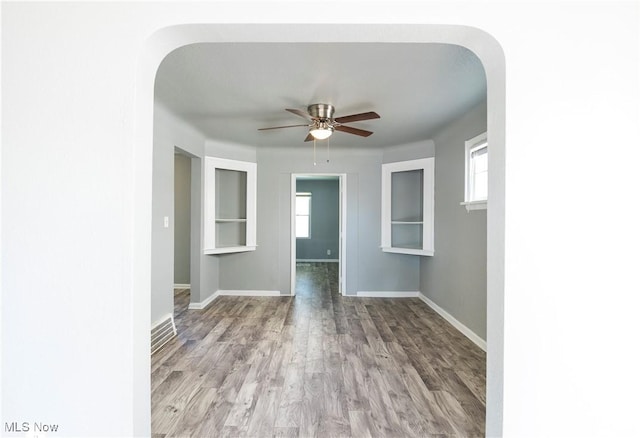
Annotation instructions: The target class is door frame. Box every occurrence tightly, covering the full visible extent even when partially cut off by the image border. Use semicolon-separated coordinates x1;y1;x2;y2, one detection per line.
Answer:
290;173;347;296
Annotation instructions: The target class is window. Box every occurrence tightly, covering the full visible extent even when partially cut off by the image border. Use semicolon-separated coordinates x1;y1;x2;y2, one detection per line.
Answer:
295;192;311;238
462;132;488;211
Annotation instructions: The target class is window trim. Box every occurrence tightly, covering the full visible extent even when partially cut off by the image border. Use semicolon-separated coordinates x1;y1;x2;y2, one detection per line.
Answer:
461;132;488;211
295;192;312;239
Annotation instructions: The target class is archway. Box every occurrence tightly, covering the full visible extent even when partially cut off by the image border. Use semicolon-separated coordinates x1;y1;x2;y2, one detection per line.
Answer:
134;23;505;436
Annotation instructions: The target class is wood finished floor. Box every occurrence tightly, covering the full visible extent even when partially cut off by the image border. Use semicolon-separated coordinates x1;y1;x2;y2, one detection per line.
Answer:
152;263;486;437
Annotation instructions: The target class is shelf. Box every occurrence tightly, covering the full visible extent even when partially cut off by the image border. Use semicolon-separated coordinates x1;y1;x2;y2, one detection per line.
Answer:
460;200;487;212
381;246;434;256
381;157;434;257
204;157;257;255
204;245;257;255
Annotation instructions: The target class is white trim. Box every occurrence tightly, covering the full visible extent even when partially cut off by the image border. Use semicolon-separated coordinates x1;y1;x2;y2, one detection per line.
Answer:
188;291;219;310
204;157;257;254
460;200;488;212
296;259;339;263
464;132;488;205
381;157;435;256
356;291;420;298
381;246;435;256
291;173;347;297
203;245;257;255
217;290;281;296
418;293;487;352
173;283;190;289
187;290;282;310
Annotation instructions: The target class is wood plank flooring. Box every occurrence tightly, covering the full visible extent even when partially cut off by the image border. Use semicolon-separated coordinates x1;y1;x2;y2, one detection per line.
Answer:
152;263;486;437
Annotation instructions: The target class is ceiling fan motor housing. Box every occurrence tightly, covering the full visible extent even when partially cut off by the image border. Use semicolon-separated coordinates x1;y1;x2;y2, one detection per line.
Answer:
308;103;335;120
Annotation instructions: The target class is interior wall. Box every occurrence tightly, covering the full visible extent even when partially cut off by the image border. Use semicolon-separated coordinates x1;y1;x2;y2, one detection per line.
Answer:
152;102;218;323
173;153;191;285
383;139;435;164
206;144;425;295
295;178;340;261
421;101;488;340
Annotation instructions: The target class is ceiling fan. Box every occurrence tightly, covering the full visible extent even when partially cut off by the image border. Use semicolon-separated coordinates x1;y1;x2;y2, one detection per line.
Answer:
258;103;380;142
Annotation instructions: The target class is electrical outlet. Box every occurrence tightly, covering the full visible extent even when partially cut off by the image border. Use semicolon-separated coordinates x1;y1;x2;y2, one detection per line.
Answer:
327;249;331;256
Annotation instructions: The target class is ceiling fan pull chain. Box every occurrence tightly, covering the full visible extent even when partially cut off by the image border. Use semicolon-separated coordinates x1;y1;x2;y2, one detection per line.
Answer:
327;137;330;163
313;139;317;166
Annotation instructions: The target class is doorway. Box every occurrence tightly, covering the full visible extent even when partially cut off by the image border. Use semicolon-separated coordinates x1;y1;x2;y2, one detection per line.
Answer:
171;147;202;314
136;23;505;437
291;174;346;296
173;150;191;290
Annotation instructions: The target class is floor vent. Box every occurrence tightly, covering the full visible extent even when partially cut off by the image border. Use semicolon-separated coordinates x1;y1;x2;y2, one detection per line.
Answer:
151;315;176;355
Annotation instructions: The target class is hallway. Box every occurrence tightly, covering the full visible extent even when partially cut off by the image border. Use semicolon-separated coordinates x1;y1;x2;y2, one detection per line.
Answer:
151;263;486;437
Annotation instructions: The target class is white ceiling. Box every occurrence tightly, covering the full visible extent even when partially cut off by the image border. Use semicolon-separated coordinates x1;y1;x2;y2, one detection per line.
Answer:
155;42;486;149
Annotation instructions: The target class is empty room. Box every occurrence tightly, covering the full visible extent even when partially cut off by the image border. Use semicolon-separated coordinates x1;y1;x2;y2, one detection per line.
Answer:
150;41;488;437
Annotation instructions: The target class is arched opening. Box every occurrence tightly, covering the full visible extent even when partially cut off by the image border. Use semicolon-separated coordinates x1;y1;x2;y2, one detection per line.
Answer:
135;24;505;436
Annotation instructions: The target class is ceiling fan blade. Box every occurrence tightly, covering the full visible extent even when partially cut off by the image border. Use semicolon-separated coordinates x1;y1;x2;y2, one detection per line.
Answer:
335;125;374;137
304;133;314;142
258;124;309;131
334;111;380;124
286;108;311;120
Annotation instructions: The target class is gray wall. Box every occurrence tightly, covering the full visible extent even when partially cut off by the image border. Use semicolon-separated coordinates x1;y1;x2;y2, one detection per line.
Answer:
420;101;488;340
383;139;435;163
207;144;432;295
152;102;219;324
296;178;340;261
174;153;191;284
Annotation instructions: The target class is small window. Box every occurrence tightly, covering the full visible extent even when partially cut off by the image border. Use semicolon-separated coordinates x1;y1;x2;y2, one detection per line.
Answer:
295;192;311;238
462;132;488;211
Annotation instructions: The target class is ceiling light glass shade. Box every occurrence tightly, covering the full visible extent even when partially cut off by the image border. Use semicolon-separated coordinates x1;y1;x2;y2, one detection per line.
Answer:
309;125;334;140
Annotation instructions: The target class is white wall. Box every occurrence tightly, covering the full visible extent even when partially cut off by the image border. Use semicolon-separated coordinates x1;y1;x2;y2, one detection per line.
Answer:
2;3;638;438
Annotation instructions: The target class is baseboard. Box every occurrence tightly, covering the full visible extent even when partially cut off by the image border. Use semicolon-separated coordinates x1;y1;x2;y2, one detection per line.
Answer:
418;293;487;352
174;283;190;289
217;290;281;297
151;314;176;355
296;259;339;263
356;291;420;298
188;291;218;310
188;290;281;310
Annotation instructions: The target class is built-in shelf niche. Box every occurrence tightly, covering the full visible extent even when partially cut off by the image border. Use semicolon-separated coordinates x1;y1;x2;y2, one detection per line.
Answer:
204;157;257;254
381;157;434;256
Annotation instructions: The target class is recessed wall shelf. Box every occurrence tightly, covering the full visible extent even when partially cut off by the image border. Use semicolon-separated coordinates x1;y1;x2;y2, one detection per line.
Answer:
204;157;257;255
381;157;434;256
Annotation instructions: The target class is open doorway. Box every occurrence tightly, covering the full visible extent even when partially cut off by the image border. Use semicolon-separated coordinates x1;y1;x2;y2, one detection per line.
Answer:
174;149;191;289
173;149;192;320
171;146;203;322
291;174;346;296
137;24;505;437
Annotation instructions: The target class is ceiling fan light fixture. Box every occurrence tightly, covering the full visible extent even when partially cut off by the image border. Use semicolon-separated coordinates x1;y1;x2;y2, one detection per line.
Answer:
309;120;334;140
